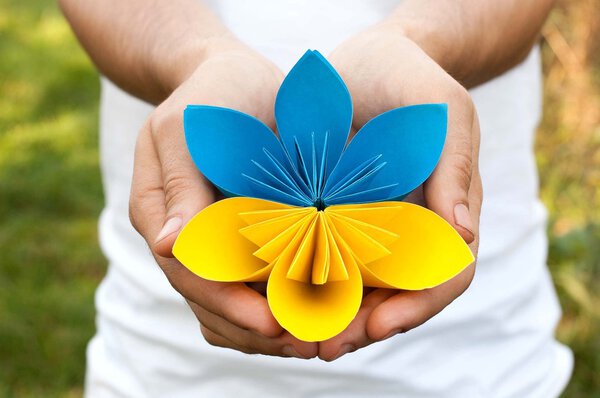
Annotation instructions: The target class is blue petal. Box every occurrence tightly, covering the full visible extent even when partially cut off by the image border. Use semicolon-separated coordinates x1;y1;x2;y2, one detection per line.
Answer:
274;50;353;192
184;105;311;206
325;104;447;203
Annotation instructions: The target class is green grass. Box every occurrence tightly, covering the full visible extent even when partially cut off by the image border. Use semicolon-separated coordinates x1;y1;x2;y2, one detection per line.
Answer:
0;0;103;396
0;0;598;396
538;1;600;396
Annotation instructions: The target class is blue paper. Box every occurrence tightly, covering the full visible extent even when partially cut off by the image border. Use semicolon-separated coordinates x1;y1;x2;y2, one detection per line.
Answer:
184;106;305;204
274;50;352;183
183;50;447;209
325;104;447;203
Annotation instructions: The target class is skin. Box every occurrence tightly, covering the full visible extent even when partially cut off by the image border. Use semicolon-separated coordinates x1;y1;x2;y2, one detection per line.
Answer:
60;0;554;361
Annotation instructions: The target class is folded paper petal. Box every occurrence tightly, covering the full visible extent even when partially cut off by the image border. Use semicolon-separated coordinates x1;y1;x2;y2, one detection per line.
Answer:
267;252;363;342
274;50;353;184
184;106;309;205
240;207;316;264
339;201;474;290
173;197;290;282
325;104;447;203
324;205;397;289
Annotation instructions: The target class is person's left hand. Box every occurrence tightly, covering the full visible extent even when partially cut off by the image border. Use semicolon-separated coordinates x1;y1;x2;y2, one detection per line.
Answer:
317;22;483;361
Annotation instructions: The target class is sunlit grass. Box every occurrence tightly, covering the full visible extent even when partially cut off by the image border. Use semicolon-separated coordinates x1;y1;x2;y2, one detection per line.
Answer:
0;0;102;396
0;0;598;396
538;0;600;396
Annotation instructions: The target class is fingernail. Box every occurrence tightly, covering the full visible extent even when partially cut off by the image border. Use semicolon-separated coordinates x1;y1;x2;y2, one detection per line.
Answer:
332;344;355;361
282;345;303;359
155;217;182;243
453;203;475;242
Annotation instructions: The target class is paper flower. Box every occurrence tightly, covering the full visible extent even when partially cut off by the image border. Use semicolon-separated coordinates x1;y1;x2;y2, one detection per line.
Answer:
173;50;474;342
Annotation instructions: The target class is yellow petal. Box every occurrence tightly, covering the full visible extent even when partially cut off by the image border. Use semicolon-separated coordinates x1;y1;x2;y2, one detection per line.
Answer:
326;216;393;288
286;215;319;283
323;219;348;281
252;214;312;264
345;202;474;290
267;254;363;342
239;207;308;224
354;257;396;289
327;202;404;228
311;213;331;285
327;211;399;246
325;212;391;264
173;197;285;282
239;207;315;247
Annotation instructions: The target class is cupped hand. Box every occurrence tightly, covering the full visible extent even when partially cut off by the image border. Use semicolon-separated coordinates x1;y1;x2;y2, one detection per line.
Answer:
319;23;483;361
129;39;318;359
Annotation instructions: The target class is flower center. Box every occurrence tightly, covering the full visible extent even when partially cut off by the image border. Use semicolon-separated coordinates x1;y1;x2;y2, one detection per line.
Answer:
313;197;326;211
243;131;396;209
239;206;400;285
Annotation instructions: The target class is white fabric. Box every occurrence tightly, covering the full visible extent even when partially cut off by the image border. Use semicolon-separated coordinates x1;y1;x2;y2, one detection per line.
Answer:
85;1;573;397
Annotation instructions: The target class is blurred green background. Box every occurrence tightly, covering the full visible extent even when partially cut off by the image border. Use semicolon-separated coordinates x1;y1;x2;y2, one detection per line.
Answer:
0;0;598;396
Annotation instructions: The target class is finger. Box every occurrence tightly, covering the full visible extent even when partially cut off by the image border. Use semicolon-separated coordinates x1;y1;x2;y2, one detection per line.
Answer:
200;321;313;359
149;107;216;258
423;88;478;244
467;113;483;252
318;289;396;361
403;186;425;206
246;282;267;296
158;262;282;337
129;124;167;241
191;301;318;359
199;324;253;354
366;263;476;341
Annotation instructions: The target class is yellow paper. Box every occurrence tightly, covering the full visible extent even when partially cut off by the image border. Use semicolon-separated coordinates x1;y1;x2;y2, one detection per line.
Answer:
173;197;288;282
240;207;314;247
326;215;395;289
286;215;319;283
267;245;363;342
323;219;348;281
251;215;310;264
326;212;392;264
174;197;474;341
336;202;474;290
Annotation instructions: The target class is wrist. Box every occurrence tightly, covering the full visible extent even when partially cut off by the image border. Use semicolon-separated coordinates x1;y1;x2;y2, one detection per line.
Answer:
381;9;468;83
153;33;247;99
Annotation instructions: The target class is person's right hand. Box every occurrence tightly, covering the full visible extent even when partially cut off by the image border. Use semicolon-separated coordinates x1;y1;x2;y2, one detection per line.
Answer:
129;38;318;359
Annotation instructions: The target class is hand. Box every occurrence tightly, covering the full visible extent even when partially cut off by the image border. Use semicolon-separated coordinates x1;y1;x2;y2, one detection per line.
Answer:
318;23;483;361
129;39;318;359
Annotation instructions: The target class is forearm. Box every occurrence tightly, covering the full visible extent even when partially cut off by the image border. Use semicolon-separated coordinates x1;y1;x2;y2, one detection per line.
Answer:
59;0;237;103
390;0;555;87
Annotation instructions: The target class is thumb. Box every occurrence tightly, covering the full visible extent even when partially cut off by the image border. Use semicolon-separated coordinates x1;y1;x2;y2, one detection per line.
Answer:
423;110;478;245
150;112;217;258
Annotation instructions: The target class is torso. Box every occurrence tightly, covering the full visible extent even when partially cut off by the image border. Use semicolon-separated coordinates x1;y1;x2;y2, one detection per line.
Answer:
86;2;572;397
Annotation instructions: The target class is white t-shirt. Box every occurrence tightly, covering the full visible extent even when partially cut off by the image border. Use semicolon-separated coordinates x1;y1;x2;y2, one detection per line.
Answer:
85;1;573;397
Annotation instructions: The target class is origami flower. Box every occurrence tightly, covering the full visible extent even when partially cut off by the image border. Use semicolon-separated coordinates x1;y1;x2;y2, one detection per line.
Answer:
173;50;474;342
